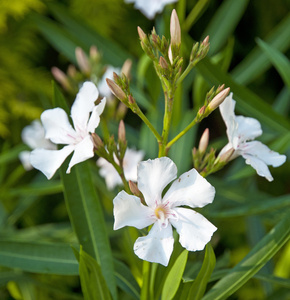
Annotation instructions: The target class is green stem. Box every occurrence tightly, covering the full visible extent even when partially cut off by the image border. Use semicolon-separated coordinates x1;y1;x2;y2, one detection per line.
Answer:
166;115;199;151
110;160;130;193
140;261;151;300
176;61;196;86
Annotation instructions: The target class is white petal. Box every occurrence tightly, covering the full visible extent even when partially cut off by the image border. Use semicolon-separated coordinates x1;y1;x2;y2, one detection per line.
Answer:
137;157;177;207
123;148;145;182
241;141;286;181
30;145;75;179
87;97;106;133
71;81;99;132
236;116;262;142
66;135;94;173
97;157;122;190
41;108;77;145
171;207;217;251
219;93;236;128
19;151;33;171
163;168;215;209
134;222;174;266
113;191;154;230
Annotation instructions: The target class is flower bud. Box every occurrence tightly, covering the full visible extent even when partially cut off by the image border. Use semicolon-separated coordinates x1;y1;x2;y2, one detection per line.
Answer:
106;79;127;101
218;147;235;163
121;59;132;79
129;180;144;200
92;133;104;149
118;120;126;144
51;67;71;90
75;47;90;74
137;26;147;42
170;9;181;47
198;128;209;153
208;87;230;111
67;65;77;78
89;45;99;60
159;56;168;69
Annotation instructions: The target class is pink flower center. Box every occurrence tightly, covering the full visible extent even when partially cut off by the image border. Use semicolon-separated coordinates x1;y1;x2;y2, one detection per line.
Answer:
154;203;177;228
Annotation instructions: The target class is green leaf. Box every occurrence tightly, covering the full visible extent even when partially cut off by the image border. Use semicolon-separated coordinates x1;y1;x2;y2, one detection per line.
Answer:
202;212;290;300
0;144;28;165
52;81;70;114
231;14;290;85
60;161;117;300
202;0;249;55
256;38;290;88
161;250;188;300
0;240;78;275
114;259;140;300
79;246;112;300
187;243;216;300
196;57;290;133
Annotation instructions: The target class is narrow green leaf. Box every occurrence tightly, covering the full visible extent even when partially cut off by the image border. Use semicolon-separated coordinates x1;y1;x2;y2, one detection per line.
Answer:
231;14;290;85
60;162;117;300
208;194;290;218
0;240;78;275
52;81;70;114
79;247;112;300
196;57;290;133
202;0;249;55
161;250;188;300
256;38;290;88
202;212;290;300
0;144;28;165
114;259;140;300
187;243;216;300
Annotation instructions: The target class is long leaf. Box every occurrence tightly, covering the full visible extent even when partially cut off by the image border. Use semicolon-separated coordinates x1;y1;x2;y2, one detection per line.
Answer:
78;247;112;300
256;38;290;88
161;250;188;300
202;211;290;300
187;243;216;300
0;240;78;275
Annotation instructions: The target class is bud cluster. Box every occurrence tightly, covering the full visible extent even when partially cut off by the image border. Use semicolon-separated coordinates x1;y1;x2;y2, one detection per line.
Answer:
190;36;210;66
192;129;234;177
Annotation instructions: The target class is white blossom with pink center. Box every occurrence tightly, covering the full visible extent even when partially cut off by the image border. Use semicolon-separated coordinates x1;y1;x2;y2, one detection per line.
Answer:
30;81;106;179
219;93;286;181
113;157;216;266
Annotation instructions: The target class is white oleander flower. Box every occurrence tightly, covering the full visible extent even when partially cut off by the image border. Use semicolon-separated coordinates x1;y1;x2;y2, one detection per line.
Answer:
219;93;286;181
30;81;106;179
113;157;216;266
98;66;121;99
125;0;178;20
97;148;144;190
19;120;57;171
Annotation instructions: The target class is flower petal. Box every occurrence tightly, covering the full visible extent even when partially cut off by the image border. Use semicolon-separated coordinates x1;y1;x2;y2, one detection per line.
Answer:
41;108;77;145
19;151;33;171
30;145;75;179
138;157;177;207
241;141;286;181
113;191;154;230
97;157;122;190
134;222;174;266
163;168;215;209
171;207;217;251
219;93;236;129
235;116;262;142
71;81;99;132
87;97;106;133
66;135;95;173
123;149;145;182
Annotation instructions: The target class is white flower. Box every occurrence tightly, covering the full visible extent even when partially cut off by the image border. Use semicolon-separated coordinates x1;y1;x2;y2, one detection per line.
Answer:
125;0;178;20
98;66;121;99
219;93;286;181
97;148;144;190
19;120;57;171
113;157;216;266
30;81;106;179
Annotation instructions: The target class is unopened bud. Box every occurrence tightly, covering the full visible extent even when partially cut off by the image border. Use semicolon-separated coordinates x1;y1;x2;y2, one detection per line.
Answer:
92;133;104;149
75;47;90;74
129;180;143;198
137;26;147;42
51;67;70;90
118;120;126;144
121;59;132;79
106;79;127;101
202;35;209;46
168;45;173;64
198;128;209;153
208;87;230;111
116;102;128;120
170;9;181;47
128;95;136;105
219;147;235;163
216;84;225;94
67;65;77;78
198;105;206;116
159;56;168;69
89;45;99;60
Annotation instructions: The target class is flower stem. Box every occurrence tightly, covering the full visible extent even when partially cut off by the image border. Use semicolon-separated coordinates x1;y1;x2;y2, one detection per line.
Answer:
140;261;151;300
